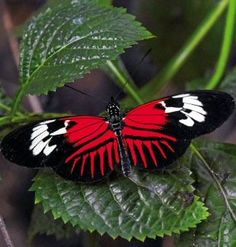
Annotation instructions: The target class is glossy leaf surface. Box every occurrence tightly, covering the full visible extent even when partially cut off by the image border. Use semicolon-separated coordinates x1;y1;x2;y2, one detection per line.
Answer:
31;156;208;241
19;0;152;95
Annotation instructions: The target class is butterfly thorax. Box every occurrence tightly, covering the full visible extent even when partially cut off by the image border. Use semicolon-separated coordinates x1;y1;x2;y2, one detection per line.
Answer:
106;97;123;133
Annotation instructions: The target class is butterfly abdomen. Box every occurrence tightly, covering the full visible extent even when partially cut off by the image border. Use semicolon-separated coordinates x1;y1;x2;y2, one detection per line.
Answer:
116;131;131;177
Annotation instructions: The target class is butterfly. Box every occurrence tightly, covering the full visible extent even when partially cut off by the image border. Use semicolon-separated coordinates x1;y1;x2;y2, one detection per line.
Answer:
1;90;234;183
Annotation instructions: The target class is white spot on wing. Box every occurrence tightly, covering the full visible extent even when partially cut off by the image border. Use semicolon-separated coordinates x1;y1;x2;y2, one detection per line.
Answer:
160;101;182;113
187;111;205;122
43;144;57;156
32;125;45;131
161;94;207;127
183;96;203;106
172;93;190;98
32;139;50;156
31;125;48;140
50;120;70;136
183;103;207;115
40;120;55;124
43;141;57;155
30;131;49;150
50;128;67;135
30;120;70;156
179;117;194;127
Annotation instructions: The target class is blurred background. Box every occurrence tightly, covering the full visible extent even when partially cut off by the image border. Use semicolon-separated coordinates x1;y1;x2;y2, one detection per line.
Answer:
0;0;235;247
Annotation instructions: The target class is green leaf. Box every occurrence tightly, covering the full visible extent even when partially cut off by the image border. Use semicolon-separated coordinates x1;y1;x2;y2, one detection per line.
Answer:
45;0;112;9
175;140;236;246
0;84;12;114
185;77;209;91
219;67;236;98
30;156;208;241
14;0;112;39
19;0;153;96
28;204;75;242
93;0;112;7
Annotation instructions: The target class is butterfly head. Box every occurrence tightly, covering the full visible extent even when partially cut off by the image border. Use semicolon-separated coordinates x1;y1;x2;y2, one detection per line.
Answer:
106;97;121;122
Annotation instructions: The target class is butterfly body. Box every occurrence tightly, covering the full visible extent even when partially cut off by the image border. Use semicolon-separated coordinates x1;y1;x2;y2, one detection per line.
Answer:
106;97;131;177
1;90;234;183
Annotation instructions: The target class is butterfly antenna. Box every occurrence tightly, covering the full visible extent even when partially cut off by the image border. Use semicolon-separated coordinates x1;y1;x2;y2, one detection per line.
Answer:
64;85;108;104
114;48;152;101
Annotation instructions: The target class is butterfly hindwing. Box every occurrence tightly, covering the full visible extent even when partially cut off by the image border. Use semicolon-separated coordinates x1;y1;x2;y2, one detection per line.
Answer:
123;91;234;170
1;116;119;183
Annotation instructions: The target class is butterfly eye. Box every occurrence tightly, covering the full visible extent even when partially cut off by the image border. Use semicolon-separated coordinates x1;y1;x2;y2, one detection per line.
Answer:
106;105;111;112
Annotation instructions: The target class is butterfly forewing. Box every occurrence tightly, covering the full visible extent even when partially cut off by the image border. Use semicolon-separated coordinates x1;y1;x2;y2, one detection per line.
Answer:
123;91;234;169
1;119;67;168
1;116;119;182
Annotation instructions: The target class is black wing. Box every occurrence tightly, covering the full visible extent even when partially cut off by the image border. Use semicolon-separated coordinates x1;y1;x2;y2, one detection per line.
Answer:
123;90;234;170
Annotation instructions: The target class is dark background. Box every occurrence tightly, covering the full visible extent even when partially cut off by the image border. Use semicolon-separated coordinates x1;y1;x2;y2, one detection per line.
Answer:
0;1;235;247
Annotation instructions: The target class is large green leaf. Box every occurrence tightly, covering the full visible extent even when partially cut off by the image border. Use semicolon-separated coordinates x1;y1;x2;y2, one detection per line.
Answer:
19;0;153;95
176;141;236;246
30;155;208;241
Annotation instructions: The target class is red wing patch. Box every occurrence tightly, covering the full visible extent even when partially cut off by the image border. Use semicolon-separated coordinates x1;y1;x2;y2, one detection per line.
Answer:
123;99;189;169
60;116;119;180
54;116;120;182
124;98;167;129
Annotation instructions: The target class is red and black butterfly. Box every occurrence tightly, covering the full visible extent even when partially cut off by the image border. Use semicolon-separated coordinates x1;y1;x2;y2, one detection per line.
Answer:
1;90;234;183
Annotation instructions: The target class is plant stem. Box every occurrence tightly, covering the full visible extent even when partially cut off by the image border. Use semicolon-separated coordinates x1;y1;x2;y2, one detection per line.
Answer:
206;0;236;90
0;216;15;247
0;112;66;127
10;84;27;116
0;103;23;117
190;144;236;223
142;0;229;97
0;103;11;112
0;103;24;116
106;60;144;104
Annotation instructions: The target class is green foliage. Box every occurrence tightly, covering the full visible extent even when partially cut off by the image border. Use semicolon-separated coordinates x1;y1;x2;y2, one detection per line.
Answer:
136;0;228;89
0;91;10;108
137;0;225;75
93;0;112;7
186;66;236;92
186;77;209;91
28;204;75;241
30;157;208;241
1;0;236;244
19;0;152;96
176;141;236;246
220;67;236;98
0;84;12;114
0;85;18;138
